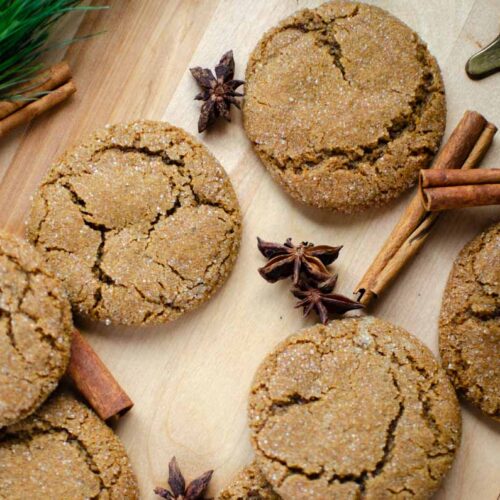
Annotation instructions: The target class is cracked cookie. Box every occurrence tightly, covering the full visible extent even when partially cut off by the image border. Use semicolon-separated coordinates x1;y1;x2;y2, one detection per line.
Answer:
0;391;138;499
27;121;241;325
218;460;279;499
439;222;499;421
0;232;72;428
243;1;445;212
248;317;461;499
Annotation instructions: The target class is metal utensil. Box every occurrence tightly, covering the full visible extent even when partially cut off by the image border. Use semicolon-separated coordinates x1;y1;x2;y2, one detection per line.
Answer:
466;34;500;80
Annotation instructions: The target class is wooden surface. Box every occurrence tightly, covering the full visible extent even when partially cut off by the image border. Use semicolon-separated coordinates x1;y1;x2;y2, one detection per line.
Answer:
0;1;499;498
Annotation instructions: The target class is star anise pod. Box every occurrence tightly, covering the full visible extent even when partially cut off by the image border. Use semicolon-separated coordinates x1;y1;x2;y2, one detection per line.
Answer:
190;50;244;133
292;275;364;325
154;457;213;500
257;237;342;285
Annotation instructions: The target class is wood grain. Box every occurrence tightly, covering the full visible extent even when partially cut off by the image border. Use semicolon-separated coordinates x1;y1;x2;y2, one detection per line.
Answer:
0;1;498;499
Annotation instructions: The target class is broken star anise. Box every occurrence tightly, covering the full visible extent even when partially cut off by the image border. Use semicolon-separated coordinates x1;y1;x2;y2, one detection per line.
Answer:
154;457;213;500
190;50;244;133
257;237;342;285
292;275;364;325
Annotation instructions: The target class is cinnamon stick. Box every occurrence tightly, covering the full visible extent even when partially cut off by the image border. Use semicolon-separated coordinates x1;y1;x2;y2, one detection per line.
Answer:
462;123;498;169
420;169;500;211
0;62;72;120
67;329;134;421
0;80;76;139
422;184;500;211
420;168;500;188
355;111;496;305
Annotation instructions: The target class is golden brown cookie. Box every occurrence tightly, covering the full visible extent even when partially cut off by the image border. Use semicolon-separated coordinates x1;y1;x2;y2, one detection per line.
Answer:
243;1;445;212
248;317;461;499
0;392;138;499
27;121;241;326
439;222;499;421
0;232;72;428
218;461;279;499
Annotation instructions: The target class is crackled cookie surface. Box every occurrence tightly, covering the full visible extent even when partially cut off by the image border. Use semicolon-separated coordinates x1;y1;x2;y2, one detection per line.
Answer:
217;461;279;499
0;392;138;499
0;232;72;428
439;222;499;420
243;1;445;212
27;121;241;325
248;317;460;499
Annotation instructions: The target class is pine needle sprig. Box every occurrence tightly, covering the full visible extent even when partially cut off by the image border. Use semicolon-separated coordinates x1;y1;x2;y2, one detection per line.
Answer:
0;0;107;100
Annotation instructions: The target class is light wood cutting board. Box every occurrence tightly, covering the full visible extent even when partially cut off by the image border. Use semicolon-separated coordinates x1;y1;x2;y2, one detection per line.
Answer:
0;1;498;498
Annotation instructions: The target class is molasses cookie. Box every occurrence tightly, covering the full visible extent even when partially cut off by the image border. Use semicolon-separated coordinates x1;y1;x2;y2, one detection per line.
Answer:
27;121;241;325
218;461;279;499
0;392;138;499
439;222;499;420
0;232;72;428
243;1;445;212
248;317;460;499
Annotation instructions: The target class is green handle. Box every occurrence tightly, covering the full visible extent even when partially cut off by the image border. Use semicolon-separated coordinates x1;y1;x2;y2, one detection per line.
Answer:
465;34;500;80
